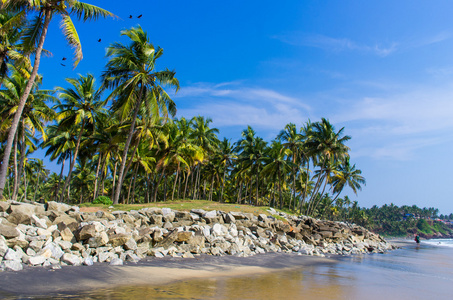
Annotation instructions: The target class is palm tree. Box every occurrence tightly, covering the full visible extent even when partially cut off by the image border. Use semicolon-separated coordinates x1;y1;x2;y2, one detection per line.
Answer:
55;73;106;202
0;64;55;200
331;157;366;202
305;118;350;214
0;10;29;86
261;140;294;209
0;0;113;199
102;25;179;205
277;123;303;210
217;138;236;203
236;126;267;206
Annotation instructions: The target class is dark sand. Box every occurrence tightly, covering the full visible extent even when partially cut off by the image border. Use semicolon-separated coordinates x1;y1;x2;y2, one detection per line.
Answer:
0;252;333;298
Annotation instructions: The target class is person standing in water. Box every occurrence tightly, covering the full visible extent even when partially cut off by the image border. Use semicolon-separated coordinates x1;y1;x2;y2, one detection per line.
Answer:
414;234;420;244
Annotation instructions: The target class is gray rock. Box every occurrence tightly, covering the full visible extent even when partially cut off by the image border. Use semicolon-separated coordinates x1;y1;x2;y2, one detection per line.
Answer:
190;209;206;216
0;224;20;238
203;210;217;218
76;224;96;241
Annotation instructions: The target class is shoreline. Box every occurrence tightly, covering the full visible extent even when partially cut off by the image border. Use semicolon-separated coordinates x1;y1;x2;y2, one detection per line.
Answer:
0;252;335;297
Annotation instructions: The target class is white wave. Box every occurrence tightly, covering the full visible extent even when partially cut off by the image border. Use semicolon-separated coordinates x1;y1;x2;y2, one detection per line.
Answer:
423;239;453;248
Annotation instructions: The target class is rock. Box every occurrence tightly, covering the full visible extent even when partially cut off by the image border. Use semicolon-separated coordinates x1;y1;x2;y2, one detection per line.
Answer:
9;202;45;216
31;215;48;229
59;227;75;242
83;257;94;266
0;237;9;256
124;238;137;250
2;260;23;271
149;215;163;226
4;248;20;261
0;201;11;212
7;211;31;225
203;210;217;218
29;240;45;252
108;234;131;247
176;231;193;243
46;201;73;213
75;225;96;241
190;209;206;216
0;224;20;238
28;255;47;266
155;230;179;249
42;243;64;260
109;258;123;266
182;251;194;258
61;253;82;266
223;213;236;224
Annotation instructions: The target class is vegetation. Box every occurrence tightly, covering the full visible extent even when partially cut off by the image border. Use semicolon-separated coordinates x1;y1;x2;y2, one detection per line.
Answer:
1;5;451;238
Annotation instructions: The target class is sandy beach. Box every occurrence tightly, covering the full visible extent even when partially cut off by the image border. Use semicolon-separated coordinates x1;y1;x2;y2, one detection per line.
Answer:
1;239;452;299
0;252;333;298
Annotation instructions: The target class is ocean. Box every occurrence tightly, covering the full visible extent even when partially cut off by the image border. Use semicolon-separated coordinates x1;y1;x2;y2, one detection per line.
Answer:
1;239;452;299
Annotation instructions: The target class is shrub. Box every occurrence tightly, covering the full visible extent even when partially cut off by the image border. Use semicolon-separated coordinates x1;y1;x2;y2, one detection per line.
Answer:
93;196;113;206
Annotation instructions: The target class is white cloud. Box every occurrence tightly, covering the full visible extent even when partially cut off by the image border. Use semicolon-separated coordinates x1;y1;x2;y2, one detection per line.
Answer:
273;33;398;57
175;82;311;131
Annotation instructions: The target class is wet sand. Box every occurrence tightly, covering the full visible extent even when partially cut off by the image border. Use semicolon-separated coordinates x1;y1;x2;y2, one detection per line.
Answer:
0;252;334;298
1;240;452;299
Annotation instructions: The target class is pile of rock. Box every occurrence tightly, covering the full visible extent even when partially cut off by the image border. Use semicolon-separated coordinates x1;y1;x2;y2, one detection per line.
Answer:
0;200;395;272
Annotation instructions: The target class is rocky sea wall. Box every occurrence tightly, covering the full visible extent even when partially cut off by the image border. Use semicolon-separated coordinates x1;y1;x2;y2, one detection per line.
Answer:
0;200;395;272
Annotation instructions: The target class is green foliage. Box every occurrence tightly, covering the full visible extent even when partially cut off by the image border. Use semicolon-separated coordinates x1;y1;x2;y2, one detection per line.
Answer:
93;196;112;205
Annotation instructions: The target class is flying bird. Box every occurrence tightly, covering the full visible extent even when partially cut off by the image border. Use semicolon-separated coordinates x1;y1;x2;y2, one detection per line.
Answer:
137;14;142;18
60;63;66;67
98;38;101;42
62;57;67;61
129;15;133;19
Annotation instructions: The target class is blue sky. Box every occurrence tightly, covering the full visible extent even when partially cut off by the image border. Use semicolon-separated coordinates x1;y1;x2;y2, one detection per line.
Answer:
33;0;453;214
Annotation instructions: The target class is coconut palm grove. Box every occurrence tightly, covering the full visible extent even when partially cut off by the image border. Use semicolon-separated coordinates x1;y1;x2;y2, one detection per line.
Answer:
0;1;451;237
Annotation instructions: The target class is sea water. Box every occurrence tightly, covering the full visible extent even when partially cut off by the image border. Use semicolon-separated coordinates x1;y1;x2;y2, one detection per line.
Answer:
423;238;453;248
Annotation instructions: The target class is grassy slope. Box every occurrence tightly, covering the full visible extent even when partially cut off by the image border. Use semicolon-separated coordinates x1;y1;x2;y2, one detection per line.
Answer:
79;199;293;218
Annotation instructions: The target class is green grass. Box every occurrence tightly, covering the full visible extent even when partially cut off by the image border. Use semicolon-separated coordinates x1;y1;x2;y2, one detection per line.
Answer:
79;199;293;218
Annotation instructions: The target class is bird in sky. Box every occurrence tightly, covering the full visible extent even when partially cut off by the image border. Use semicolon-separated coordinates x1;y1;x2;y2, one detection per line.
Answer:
137;14;142;18
60;63;66;67
62;57;67;61
129;15;132;19
98;38;101;42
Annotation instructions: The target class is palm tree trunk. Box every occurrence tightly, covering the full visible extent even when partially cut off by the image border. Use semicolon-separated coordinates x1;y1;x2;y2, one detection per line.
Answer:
220;169;226;203
113;86;144;205
12;131;18;201
16;123;26;201
0;8;52;199
111;160;118;201
237;180;242;204
60;120;86;203
131;163;139;204
154;166;166;202
55;157;66;202
193;165;200;200
209;176;214;201
172;165;179;200
183;171;189;199
202;179;206;200
93;153;102;201
278;169;283;209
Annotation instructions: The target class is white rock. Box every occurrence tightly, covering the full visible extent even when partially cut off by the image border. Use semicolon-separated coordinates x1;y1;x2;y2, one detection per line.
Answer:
83;257;94;266
203;210;217;218
4;248;19;261
31;214;48;229
61;253;82;266
29;255;47;266
2;260;23;271
109;258;123;266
